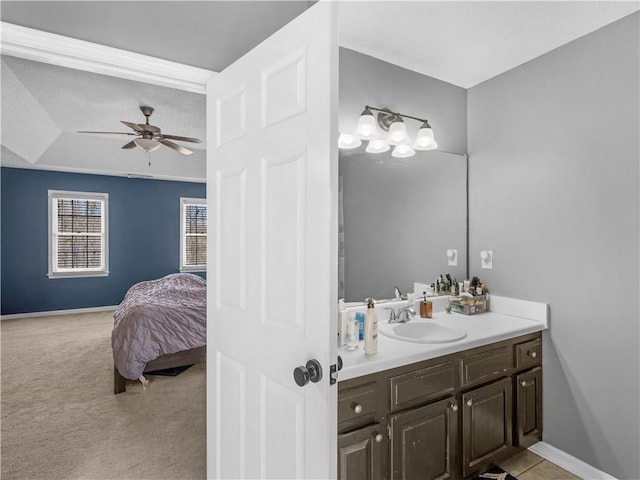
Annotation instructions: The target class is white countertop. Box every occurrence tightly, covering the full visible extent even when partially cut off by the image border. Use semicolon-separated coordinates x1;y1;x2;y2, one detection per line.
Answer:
338;295;548;381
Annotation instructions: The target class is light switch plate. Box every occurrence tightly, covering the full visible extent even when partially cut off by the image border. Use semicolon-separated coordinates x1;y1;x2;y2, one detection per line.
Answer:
480;250;493;269
447;249;457;266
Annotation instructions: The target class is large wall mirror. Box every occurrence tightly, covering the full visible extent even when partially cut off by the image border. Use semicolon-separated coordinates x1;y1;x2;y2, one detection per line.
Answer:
337;48;469;303
339;149;467;302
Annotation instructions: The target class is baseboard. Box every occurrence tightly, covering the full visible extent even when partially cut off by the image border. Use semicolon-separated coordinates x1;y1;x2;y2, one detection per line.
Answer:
529;441;617;480
1;305;119;320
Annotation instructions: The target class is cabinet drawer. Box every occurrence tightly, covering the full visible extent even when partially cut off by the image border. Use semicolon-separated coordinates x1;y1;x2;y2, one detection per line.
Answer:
389;361;455;412
460;346;510;387
338;381;378;431
515;339;541;369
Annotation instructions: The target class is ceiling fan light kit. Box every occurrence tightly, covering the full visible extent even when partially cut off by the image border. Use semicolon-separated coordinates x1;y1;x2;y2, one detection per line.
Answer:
340;105;438;157
78;105;202;156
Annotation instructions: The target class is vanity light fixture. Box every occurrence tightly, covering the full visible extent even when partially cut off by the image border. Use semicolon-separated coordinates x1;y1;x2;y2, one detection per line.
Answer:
341;105;438;157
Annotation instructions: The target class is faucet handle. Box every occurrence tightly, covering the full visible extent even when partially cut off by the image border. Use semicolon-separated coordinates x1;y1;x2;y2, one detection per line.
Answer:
384;307;397;322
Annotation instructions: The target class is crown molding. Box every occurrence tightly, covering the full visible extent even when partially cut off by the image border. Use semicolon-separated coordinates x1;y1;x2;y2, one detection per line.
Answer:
0;22;216;94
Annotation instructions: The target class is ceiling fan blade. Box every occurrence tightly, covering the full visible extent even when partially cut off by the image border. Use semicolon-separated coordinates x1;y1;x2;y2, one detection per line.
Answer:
121;121;145;133
159;138;194;156
78;130;136;135
122;141;137;149
160;134;202;143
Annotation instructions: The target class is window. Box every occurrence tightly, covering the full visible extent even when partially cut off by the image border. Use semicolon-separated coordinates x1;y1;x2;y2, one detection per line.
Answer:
180;197;207;272
48;190;109;278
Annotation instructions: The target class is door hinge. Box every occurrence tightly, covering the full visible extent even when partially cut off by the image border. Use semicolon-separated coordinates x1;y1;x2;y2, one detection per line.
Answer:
387;424;391;439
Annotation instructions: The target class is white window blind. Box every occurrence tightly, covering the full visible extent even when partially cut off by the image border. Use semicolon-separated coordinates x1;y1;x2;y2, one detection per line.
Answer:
48;190;109;278
180;197;207;271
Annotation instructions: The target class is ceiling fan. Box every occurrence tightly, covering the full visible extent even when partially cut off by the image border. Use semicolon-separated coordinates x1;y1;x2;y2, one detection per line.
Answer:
78;106;202;156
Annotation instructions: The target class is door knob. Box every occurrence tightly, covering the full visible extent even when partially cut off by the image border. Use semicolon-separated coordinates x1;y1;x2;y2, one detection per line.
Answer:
293;359;323;387
521;380;528;387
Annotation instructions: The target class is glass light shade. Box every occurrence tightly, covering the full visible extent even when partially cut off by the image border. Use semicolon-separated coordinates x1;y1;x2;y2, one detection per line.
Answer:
391;144;415;158
338;133;362;149
366;138;391;154
413;125;438;151
386;117;410;145
354;109;379;140
134;138;162;152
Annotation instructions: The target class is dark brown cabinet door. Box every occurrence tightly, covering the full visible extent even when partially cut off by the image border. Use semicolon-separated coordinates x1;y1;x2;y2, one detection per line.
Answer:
338;423;387;480
516;367;542;447
461;377;512;478
390;397;459;480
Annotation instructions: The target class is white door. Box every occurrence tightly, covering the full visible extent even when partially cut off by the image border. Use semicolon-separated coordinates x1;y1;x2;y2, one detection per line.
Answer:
206;3;338;479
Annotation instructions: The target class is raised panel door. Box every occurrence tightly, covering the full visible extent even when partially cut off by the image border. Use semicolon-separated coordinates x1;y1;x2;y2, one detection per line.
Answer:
462;377;512;477
338;423;388;480
390;397;459;480
516;367;542;447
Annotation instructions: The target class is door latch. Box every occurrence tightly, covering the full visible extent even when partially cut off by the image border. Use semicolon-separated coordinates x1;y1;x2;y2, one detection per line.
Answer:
330;355;343;385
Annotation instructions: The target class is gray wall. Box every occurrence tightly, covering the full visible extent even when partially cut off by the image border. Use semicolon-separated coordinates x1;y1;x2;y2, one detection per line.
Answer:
339;48;468;301
468;13;639;479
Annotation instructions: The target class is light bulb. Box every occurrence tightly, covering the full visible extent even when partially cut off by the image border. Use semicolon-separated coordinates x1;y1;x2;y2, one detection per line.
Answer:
386;117;410;145
391;144;415;158
338;133;362;149
366;139;390;154
413;121;438;151
354;108;380;140
134;138;161;152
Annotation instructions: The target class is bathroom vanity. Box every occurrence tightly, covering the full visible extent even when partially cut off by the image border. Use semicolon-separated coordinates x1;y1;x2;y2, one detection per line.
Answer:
337;296;547;480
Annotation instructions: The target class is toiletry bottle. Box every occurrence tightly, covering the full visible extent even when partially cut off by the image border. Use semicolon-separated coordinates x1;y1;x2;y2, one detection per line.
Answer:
364;298;378;356
420;292;433;318
355;312;365;341
345;313;359;350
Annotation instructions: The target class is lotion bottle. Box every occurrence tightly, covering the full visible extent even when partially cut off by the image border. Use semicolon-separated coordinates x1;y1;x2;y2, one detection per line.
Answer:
364;298;378;356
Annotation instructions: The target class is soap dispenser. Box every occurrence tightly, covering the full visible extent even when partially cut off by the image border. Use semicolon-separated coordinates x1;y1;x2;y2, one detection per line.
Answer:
364;298;378;356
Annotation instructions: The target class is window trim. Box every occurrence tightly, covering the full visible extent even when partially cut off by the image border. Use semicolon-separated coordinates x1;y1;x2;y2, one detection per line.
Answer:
180;197;207;272
47;190;109;279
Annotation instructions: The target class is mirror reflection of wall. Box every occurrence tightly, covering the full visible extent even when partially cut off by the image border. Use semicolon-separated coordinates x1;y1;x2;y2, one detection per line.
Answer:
339;150;466;302
338;48;468;302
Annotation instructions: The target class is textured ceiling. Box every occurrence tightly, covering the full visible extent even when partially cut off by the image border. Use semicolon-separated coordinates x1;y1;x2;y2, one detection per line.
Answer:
338;1;640;88
1;1;638;180
0;1;310;72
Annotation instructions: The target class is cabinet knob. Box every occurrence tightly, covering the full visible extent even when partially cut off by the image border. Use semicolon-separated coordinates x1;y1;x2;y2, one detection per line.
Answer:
353;403;363;414
527;350;537;358
521;380;528;387
450;403;458;412
374;433;384;443
466;399;473;407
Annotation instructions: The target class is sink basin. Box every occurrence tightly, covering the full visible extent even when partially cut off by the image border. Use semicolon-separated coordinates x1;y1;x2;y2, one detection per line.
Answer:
380;321;467;344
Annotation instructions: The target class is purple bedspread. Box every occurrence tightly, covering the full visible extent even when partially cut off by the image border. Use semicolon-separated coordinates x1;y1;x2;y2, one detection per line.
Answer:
112;273;206;380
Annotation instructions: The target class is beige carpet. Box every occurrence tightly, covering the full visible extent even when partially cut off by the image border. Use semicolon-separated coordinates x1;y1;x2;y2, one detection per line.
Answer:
1;311;206;480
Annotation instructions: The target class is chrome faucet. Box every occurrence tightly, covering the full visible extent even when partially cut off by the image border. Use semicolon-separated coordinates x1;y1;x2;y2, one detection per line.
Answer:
397;306;416;322
385;306;416;323
394;286;407;301
384;307;398;323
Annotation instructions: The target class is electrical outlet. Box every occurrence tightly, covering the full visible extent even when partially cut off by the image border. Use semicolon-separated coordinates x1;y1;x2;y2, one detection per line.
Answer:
480;250;493;269
447;249;457;267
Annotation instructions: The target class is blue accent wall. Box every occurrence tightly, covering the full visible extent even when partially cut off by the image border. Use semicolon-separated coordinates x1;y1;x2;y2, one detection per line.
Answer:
1;167;206;315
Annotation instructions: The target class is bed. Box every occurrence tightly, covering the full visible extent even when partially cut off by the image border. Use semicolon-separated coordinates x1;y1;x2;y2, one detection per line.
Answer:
112;273;206;394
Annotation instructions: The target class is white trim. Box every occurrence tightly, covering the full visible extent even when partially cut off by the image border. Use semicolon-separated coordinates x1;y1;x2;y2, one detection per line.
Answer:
180;197;207;272
1;305;119;321
48;190;109;279
529;441;618;480
0;22;216;94
2;164;206;184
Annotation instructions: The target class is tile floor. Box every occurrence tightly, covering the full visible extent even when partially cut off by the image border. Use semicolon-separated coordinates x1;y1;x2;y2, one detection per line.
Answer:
498;450;582;480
